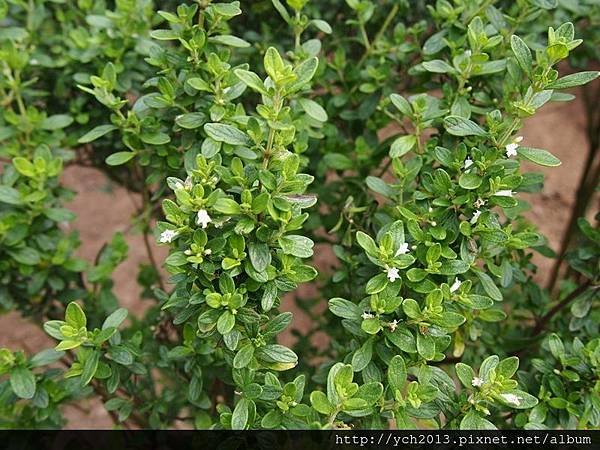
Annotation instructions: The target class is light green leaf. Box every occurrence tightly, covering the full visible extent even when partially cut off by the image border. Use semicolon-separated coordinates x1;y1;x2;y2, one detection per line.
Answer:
10;367;36;399
444;116;487;136
106;152;135;166
78;125;117;143
518;147;561;167
204;123;251;146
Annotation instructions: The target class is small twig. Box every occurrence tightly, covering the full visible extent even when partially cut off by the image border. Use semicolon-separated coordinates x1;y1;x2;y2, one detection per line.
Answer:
531;283;595;337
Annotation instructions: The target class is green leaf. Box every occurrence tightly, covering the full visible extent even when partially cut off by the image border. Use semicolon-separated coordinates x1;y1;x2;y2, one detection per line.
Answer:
498;390;538;409
80;350;100;386
264;46;285;82
422;59;455;74
365;273;388;294
78;125;117;143
0;186;22;205
388;355;407;392
390;135;416;158
517;147;561;167
255;344;297;364
361;318;381;334
311;19;332;34
475;271;502;302
10;367;36;399
209;35;250;48
455;363;475;388
278;235;314;258
106;152;135;166
234;69;267;94
546;71;599;89
460;410;497;429
248;242;271;272
65;302;86;329
417;333;435;360
13;157;35;177
233;344;255;369
102;308;128;330
328;298;362;320
217;311;235;334
175;113;205;129
351;339;373;372
510;35;532;75
390;93;412;116
150;29;179;40
310;391;333;415
30;349;64;367
231;398;250;429
444;116;487;136
214;198;241;215
459;173;482;190
299;98;327;122
356;231;378;255
40;114;73;130
204;123;250;146
44;208;76;222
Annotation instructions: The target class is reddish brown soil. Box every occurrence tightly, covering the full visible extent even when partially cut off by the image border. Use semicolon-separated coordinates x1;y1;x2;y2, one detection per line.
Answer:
0;89;595;428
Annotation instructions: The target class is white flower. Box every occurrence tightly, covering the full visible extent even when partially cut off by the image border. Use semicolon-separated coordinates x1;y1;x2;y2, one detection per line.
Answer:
471;377;484;387
450;277;462;293
500;393;521;406
494;189;514;197
159;229;177;243
431;221;437;227
204;249;212;255
470;209;482;224
395;242;410;257
474;197;486;208
361;312;374;320
389;320;399;332
196;209;212;229
463;158;474;169
505;136;523;158
387;267;401;282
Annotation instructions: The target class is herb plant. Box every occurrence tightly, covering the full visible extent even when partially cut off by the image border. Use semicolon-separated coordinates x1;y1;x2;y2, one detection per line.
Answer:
0;0;598;430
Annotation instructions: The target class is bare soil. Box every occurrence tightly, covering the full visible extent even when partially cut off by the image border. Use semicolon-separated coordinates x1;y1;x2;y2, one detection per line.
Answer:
0;90;594;428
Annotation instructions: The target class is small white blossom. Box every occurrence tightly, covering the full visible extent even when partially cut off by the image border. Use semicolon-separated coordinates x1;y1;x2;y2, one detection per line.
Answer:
361;312;374;320
463;158;474;169
389;320;399;332
494;189;514;197
501;393;521;406
505;143;518;158
395;242;410;257
159;229;177;244
387;267;401;282
431;221;437;227
450;277;462;293
471;377;484;387
204;249;212;255
465;50;472;57
474;197;486;208
470;209;482;224
196;209;212;229
505;136;523;158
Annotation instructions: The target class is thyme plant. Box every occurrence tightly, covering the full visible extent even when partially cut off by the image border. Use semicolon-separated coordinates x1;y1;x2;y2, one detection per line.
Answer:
0;0;598;430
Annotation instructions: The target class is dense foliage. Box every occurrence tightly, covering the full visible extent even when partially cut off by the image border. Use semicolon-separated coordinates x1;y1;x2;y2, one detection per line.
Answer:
0;0;598;430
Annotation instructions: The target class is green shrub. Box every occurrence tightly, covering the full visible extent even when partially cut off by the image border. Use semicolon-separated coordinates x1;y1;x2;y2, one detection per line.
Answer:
0;0;598;430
